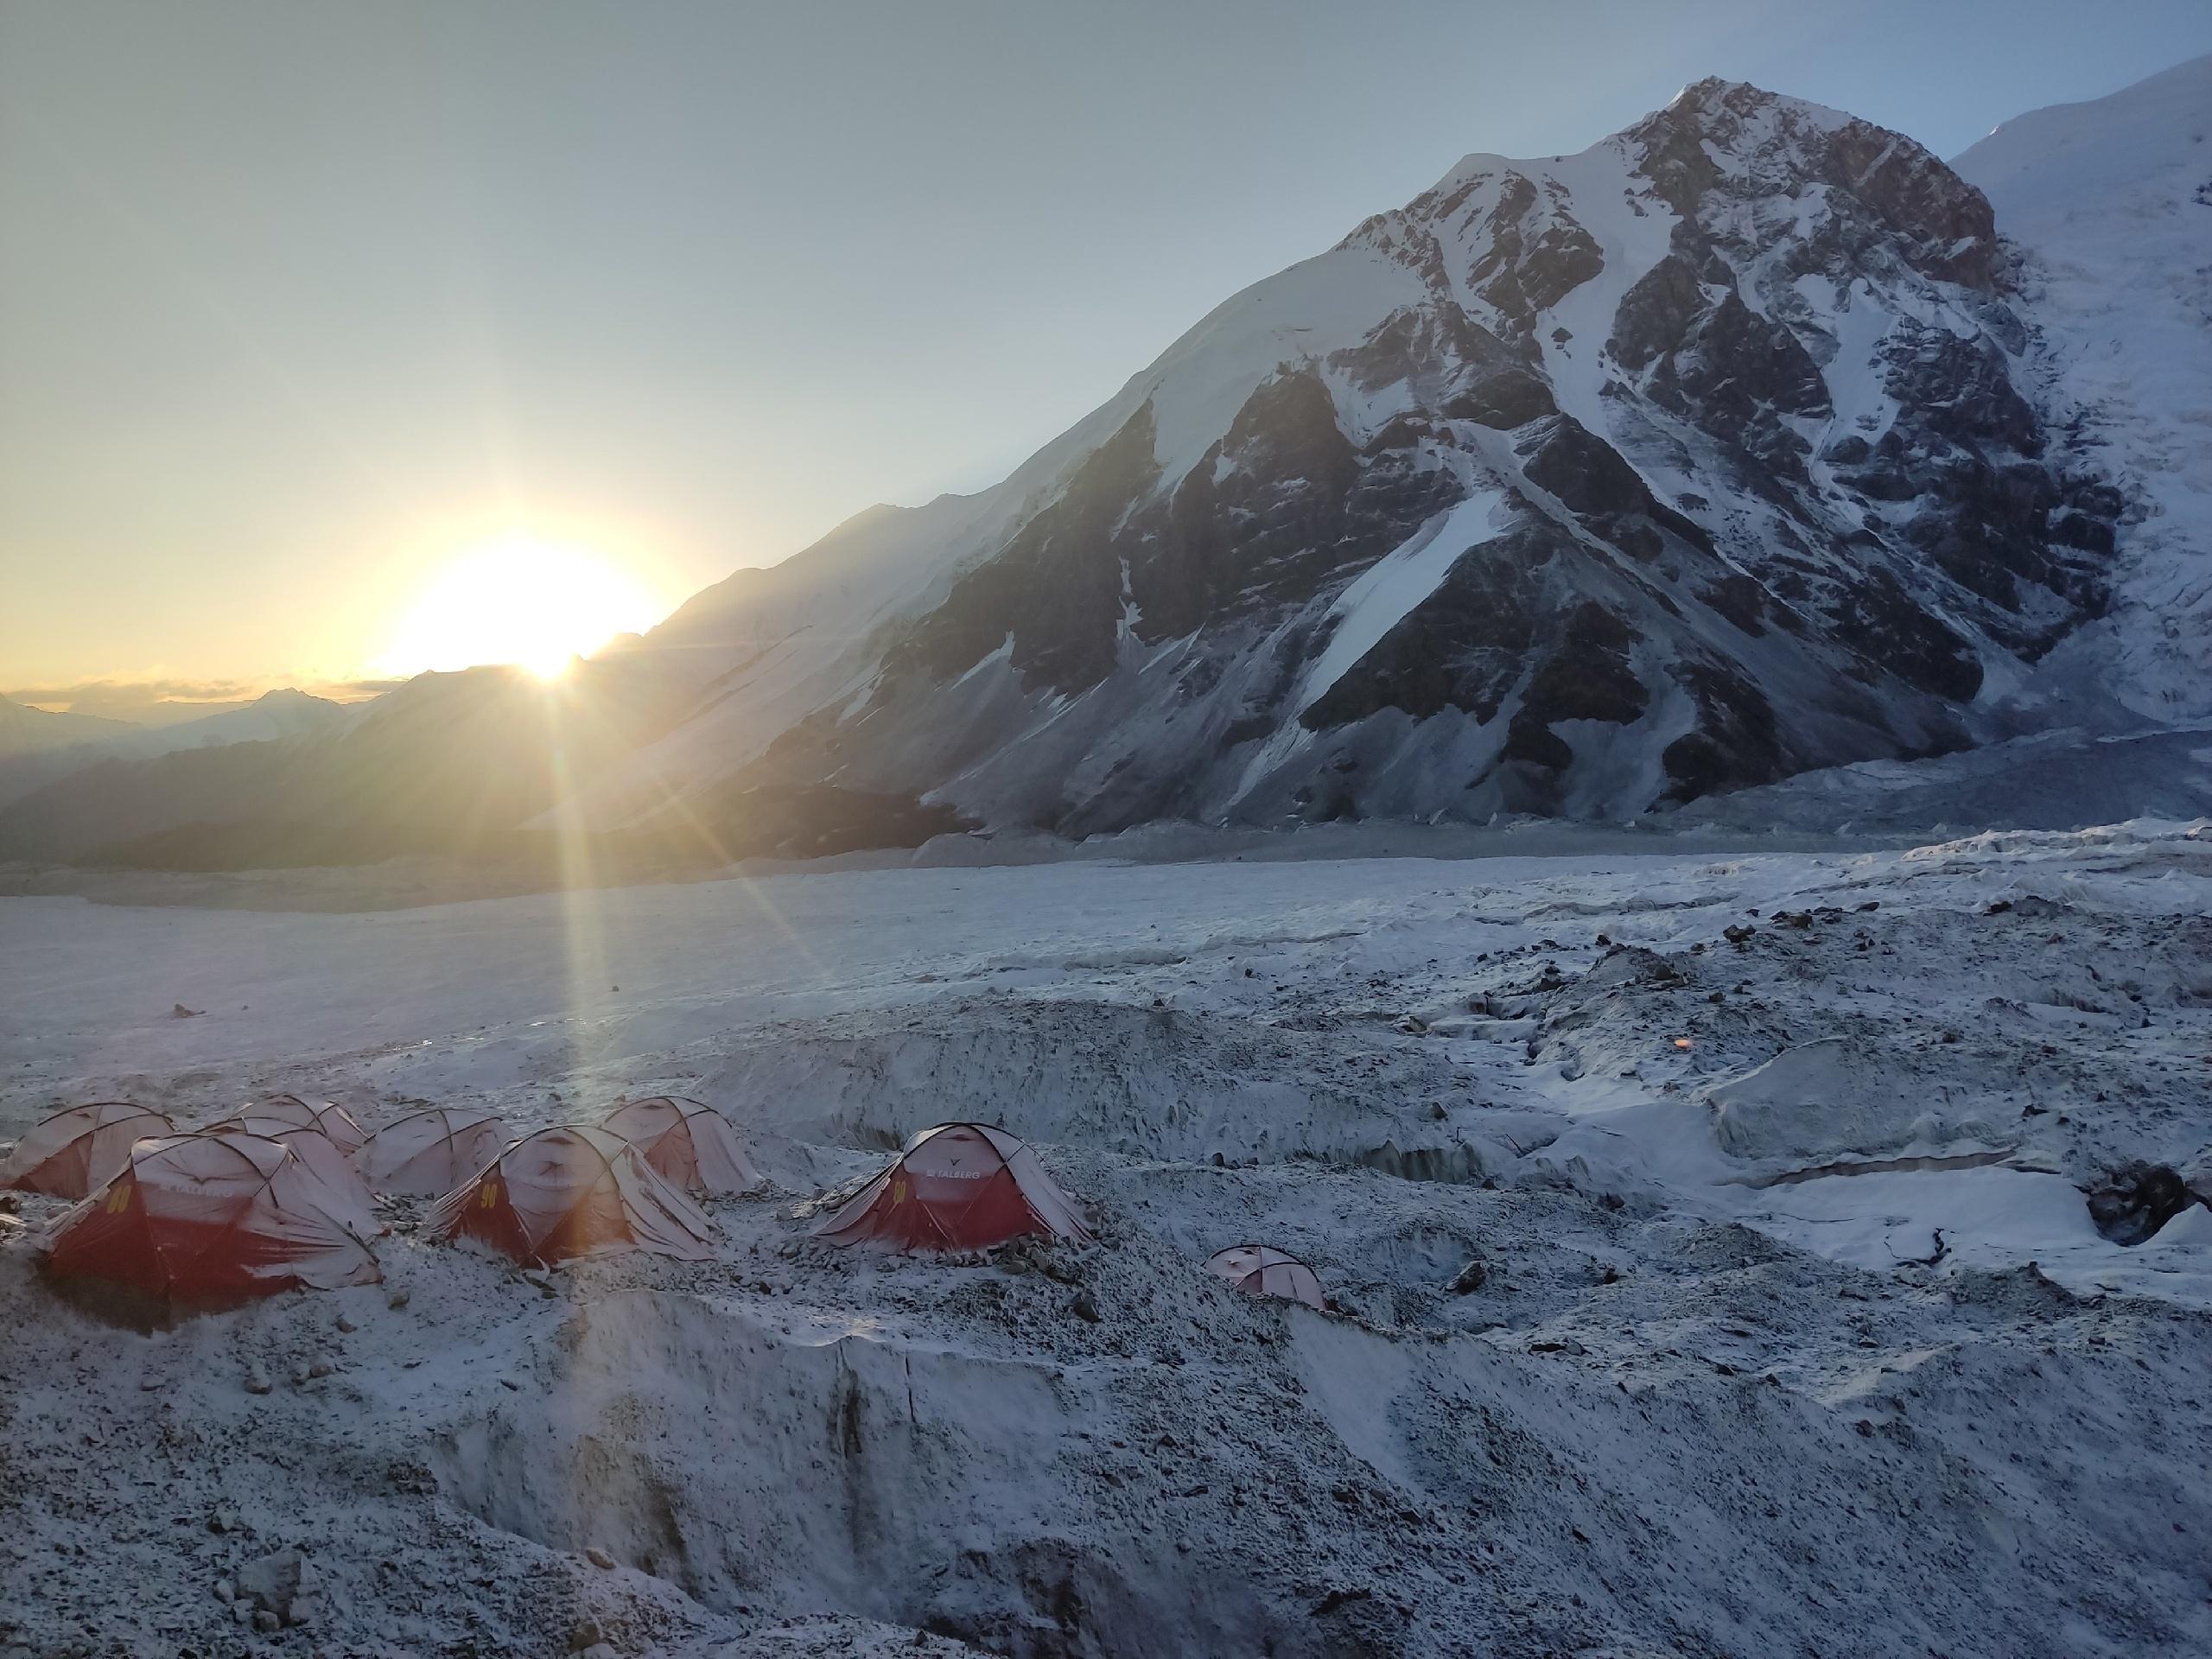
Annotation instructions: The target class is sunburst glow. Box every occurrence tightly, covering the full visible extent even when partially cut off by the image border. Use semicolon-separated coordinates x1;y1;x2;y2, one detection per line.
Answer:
378;532;664;680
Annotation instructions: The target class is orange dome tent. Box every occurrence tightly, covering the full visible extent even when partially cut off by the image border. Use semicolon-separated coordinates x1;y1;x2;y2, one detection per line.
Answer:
360;1107;509;1196
2;1102;175;1198
1205;1244;1326;1310
200;1110;380;1220
813;1122;1090;1252
425;1125;714;1267
215;1095;367;1159
601;1097;764;1197
44;1130;384;1300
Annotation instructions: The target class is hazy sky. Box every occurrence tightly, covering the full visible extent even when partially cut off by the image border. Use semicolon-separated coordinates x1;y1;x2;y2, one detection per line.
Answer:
4;0;2207;702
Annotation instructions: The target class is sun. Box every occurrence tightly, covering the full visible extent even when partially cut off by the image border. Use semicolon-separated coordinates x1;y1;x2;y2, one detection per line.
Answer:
378;532;666;681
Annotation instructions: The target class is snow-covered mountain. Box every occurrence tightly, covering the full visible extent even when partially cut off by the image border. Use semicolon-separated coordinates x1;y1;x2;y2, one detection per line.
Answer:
589;73;2140;839
0;664;700;867
0;688;348;809
1953;53;2212;722
0;694;135;761
8;61;2202;869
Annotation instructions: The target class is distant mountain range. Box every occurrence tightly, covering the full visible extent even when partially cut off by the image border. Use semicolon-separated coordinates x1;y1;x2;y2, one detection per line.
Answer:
6;55;2209;871
0;689;346;809
0;695;137;760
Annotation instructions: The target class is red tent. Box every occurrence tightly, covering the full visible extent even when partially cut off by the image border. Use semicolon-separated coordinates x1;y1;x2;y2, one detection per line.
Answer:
601;1097;764;1197
218;1095;367;1159
200;1112;380;1219
44;1131;384;1300
2;1102;175;1199
207;1110;349;1166
813;1123;1090;1252
360;1107;509;1196
1205;1244;1326;1309
424;1125;714;1267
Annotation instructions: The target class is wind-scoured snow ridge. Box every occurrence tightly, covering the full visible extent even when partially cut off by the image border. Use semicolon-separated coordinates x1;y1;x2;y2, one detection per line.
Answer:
558;69;2164;847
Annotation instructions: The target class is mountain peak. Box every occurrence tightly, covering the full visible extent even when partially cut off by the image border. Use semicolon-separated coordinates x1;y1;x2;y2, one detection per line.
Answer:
1635;73;1899;191
1662;74;1850;127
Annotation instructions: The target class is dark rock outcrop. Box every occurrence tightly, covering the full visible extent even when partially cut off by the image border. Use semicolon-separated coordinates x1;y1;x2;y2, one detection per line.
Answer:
2085;1164;2205;1247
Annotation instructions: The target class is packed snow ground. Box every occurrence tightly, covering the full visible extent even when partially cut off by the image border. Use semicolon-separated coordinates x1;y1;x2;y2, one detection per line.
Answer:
3;824;2211;1656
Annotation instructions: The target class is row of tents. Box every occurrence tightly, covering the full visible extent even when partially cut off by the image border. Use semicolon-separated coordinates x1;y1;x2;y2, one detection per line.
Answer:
0;1097;1326;1313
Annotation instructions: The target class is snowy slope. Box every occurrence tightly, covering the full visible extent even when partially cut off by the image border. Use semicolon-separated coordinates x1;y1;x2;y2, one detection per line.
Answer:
578;475;1096;827
576;243;1441;832
1955;54;2212;721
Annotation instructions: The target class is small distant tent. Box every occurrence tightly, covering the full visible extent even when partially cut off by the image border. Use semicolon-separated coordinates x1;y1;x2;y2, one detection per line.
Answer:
2;1102;175;1199
43;1131;384;1300
1204;1244;1326;1310
814;1122;1090;1252
215;1095;367;1159
601;1097;764;1197
424;1125;715;1267
360;1107;509;1196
